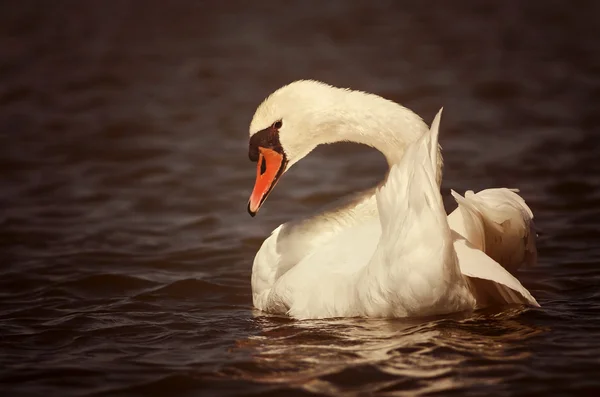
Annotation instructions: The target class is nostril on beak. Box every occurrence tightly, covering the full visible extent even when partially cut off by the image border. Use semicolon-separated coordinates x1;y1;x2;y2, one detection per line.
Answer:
260;157;267;175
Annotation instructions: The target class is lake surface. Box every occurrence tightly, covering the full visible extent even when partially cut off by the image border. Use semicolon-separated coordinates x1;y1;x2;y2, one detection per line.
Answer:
1;1;600;396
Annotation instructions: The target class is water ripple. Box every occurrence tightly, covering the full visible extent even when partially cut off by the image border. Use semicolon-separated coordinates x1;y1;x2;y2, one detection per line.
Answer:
1;1;600;396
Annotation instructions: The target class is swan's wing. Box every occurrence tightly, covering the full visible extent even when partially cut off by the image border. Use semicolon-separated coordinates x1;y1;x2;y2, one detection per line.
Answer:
357;108;475;317
453;234;539;307
447;188;537;273
375;109;449;258
262;219;381;319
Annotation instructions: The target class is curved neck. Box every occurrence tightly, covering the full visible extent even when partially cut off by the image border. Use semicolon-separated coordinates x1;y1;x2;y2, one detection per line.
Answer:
284;89;440;227
313;89;431;167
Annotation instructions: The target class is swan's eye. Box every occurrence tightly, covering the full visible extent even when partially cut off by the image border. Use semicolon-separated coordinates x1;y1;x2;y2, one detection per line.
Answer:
273;120;282;129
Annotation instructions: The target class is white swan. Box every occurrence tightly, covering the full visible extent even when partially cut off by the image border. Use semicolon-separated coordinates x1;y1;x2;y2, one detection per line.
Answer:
246;80;539;320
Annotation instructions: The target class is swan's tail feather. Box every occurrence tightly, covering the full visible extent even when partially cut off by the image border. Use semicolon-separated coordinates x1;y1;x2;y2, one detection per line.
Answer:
453;237;539;307
446;168;539;309
450;190;487;252
448;188;537;273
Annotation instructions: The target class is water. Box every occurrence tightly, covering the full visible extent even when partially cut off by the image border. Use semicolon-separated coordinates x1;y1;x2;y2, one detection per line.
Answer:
1;1;599;396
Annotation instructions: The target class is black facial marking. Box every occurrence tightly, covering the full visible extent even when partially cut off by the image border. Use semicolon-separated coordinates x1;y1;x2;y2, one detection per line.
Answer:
249;124;285;161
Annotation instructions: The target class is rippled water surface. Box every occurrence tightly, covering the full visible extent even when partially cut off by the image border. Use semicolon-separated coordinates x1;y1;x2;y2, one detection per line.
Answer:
2;1;600;396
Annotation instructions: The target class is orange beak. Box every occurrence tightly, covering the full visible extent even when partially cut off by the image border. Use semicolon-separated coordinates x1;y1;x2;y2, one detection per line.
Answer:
248;147;286;216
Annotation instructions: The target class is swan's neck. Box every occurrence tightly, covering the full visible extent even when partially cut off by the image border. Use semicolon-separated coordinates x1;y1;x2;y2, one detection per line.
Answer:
310;89;431;167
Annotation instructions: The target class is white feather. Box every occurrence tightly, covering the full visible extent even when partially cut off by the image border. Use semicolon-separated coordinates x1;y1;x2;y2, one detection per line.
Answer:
453;236;539;307
447;188;538;273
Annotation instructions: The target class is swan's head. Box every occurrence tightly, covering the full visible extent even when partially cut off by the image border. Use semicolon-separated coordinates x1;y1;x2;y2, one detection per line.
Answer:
246;80;339;216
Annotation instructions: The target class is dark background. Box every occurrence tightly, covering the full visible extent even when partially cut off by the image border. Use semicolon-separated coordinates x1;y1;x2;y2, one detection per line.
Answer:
1;1;599;396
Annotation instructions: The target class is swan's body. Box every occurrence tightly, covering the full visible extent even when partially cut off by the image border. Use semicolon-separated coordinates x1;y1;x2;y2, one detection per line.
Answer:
247;80;538;319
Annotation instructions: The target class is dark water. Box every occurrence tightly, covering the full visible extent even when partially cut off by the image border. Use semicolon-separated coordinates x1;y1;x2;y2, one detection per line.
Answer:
1;1;600;396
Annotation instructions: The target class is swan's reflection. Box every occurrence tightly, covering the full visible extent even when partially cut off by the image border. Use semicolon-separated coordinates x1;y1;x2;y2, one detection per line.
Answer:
227;307;544;395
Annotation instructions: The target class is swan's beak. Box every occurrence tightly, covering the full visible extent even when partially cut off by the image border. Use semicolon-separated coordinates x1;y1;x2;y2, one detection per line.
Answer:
248;147;285;216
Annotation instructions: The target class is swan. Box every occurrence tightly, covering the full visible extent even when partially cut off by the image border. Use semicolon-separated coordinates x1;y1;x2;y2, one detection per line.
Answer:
246;80;539;319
